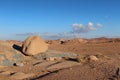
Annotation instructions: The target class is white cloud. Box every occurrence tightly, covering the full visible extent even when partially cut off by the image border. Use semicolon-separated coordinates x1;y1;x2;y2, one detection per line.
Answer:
96;23;102;27
72;22;102;33
41;32;81;39
15;22;103;40
16;32;39;36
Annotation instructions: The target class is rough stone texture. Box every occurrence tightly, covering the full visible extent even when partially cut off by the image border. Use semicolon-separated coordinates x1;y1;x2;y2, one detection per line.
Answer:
0;40;77;66
88;55;98;61
78;38;88;43
0;41;24;66
59;38;66;44
32;50;78;61
10;72;35;79
22;36;48;56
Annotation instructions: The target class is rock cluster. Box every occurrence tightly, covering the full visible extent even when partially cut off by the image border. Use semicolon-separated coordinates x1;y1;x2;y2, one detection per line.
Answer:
0;36;79;67
0;36;49;66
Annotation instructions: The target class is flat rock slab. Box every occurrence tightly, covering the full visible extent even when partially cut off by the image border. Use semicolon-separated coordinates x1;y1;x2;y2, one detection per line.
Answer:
0;41;25;66
0;71;15;76
46;61;81;70
0;71;35;80
32;50;78;60
9;72;35;79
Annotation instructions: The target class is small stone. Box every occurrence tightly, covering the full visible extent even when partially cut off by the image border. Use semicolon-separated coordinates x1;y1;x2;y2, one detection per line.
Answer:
78;38;88;43
89;55;98;61
46;57;55;61
13;63;24;67
76;55;87;63
54;57;62;60
46;57;62;61
59;38;65;44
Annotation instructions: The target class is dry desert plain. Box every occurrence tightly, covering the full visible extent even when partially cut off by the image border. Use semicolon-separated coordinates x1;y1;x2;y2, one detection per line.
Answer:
0;37;120;80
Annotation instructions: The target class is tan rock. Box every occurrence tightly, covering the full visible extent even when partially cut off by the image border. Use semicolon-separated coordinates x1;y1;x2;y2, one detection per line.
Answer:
78;38;88;43
46;57;62;61
0;41;25;66
46;57;55;61
22;36;48;56
89;55;98;61
59;38;65;44
0;71;15;76
9;72;35;79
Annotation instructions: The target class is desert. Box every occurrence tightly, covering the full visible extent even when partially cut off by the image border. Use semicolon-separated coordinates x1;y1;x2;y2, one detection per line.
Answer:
0;0;120;80
0;36;120;80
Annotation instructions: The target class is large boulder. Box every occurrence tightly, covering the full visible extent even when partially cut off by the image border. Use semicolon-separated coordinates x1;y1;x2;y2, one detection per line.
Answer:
22;36;48;56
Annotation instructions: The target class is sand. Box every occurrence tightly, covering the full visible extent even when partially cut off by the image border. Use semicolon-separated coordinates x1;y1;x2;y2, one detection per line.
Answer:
0;38;120;80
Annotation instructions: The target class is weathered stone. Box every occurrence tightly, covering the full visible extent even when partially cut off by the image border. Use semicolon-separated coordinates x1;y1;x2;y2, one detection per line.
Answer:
59;38;65;44
13;62;24;67
46;57;55;61
0;41;25;66
32;50;77;61
88;55;98;61
78;38;88;43
9;72;35;79
22;36;48;56
0;71;15;76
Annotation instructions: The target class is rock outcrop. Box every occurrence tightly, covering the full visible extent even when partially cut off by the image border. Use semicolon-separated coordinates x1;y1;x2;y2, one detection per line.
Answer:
0;41;24;66
22;36;48;56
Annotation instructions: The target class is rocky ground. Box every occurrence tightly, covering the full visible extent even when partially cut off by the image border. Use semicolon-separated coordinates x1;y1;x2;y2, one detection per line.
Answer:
0;38;120;80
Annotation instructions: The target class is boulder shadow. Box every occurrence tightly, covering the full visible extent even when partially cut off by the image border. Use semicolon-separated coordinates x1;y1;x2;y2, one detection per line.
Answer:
13;44;28;56
13;44;22;53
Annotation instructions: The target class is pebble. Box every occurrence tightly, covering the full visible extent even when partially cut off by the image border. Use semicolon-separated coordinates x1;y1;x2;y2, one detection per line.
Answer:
89;55;98;61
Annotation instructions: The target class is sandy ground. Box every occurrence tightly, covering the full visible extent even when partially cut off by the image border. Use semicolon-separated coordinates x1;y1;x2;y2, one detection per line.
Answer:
0;38;120;80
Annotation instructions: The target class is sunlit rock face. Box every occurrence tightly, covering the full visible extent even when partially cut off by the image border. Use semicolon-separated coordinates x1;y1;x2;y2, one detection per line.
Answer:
22;36;48;56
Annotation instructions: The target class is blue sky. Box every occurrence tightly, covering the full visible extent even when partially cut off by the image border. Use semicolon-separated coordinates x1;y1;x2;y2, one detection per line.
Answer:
0;0;120;40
